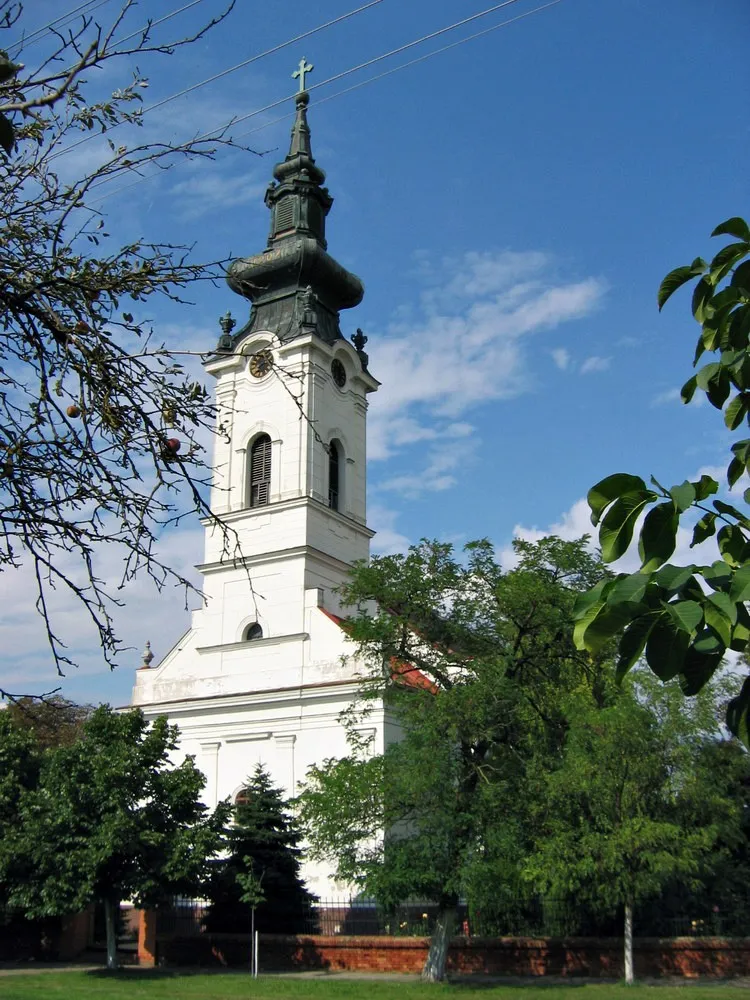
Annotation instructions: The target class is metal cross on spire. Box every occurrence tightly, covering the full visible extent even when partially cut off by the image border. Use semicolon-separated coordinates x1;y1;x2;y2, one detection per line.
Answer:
292;57;313;93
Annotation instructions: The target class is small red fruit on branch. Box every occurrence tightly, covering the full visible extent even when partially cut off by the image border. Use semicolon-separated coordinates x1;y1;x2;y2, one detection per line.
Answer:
66;404;81;418
161;438;182;461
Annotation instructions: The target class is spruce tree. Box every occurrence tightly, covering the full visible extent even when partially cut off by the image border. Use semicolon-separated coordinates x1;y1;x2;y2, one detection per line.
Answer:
204;764;317;934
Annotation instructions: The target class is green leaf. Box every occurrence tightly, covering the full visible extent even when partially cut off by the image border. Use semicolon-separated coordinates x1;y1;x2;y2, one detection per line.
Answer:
679;647;723;697
0;113;13;156
702;560;733;591
607;572;648;606
692;512;717;547
707;590;737;624
693;628;725;656
575;599;641;654
703;603;731;647
654;563;697;595
711;217;750;242
600;492;655;564
664;599;702;634
572;579;609;617
691;276;715;324
616;616;654;682
710;242;750;284
713;499;750;526
645;617;688;681
717;524;750;568
724;393;749;430
638;501;678;572
658;260;706;310
730;260;750;293
681;375;698;404
695;362;721;391
587;473;648;527
572;578;609;618
693;475;719;501
726;677;750;749
705;367;731;410
729;562;750;603
727;458;744;489
669;481;696;512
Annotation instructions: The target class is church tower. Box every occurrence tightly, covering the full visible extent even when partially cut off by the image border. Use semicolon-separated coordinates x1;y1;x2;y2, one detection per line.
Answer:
131;71;384;892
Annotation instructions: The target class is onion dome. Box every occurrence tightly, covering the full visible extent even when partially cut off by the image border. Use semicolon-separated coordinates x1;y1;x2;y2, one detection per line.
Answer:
225;75;364;349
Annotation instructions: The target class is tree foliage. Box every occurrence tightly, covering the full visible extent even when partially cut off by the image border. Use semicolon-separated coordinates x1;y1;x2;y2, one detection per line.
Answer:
3;694;92;749
0;1;250;686
573;218;750;746
0;705;229;968
204;763;316;935
298;536;610;981
522;671;731;981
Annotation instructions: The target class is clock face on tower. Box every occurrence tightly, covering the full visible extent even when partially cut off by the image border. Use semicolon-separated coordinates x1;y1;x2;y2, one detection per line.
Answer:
331;358;346;388
249;349;273;378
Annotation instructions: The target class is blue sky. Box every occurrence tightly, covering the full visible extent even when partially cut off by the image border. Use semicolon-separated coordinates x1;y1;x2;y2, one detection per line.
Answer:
1;0;748;706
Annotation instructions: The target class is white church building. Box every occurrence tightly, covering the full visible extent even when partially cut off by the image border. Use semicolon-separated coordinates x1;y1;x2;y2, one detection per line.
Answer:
131;81;392;895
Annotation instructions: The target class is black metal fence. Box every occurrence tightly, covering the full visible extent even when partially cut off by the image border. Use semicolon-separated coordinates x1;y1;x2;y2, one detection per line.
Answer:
156;895;748;939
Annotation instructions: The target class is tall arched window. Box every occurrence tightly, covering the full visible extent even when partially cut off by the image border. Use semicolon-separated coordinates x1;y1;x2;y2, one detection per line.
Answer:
328;439;341;511
249;434;271;507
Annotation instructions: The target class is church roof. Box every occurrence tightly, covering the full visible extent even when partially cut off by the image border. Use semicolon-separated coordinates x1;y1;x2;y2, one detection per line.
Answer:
320;609;438;694
222;83;364;352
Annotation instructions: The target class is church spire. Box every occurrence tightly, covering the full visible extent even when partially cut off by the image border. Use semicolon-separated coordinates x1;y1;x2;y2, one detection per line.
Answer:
224;64;363;348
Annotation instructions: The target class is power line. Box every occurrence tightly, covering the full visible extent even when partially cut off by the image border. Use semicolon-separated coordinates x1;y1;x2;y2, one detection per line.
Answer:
244;1;563;140
173;0;532;144
90;0;562;207
49;1;386;163
112;0;208;49
9;0;116;54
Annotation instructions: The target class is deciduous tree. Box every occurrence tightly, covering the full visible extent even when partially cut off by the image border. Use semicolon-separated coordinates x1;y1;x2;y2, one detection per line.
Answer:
297;536;610;982
522;672;729;983
3;706;229;969
0;0;250;689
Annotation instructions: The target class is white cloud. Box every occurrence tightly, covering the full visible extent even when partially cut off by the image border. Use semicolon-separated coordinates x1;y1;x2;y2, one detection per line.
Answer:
580;355;611;375
368;504;410;556
377;438;478;499
650;387;682;406
551;347;570;370
369;250;606;463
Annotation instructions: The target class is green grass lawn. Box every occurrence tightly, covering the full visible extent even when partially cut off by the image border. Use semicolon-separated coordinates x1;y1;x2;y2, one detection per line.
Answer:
0;972;748;1000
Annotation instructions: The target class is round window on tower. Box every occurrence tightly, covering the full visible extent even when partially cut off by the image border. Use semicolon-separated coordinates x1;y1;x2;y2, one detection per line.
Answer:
331;358;346;388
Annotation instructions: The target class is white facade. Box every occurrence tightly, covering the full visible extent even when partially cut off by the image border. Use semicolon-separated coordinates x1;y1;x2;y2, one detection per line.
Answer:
131;328;382;896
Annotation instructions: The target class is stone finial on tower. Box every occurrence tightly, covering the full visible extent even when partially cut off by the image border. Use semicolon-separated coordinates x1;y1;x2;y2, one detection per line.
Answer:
140;641;154;669
217;311;236;351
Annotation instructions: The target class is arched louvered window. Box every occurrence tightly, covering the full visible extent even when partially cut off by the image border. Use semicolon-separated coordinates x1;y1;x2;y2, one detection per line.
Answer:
249;434;271;507
243;622;263;641
328;440;341;511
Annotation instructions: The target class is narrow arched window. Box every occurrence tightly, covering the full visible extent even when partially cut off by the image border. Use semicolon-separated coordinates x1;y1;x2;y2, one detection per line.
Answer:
243;622;263;641
328;440;341;511
249;434;271;507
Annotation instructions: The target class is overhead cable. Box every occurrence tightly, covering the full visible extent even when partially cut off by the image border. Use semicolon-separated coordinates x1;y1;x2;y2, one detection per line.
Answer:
90;0;562;207
49;0;386;163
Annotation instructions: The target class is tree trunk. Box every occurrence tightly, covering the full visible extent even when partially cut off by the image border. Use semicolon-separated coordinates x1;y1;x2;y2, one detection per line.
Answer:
623;900;634;985
104;897;119;971
421;905;457;982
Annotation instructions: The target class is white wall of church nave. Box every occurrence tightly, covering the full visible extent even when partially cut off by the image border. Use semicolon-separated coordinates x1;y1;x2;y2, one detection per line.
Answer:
146;690;385;895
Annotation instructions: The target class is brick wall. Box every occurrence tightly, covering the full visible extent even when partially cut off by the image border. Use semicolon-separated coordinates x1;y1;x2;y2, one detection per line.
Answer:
147;923;750;978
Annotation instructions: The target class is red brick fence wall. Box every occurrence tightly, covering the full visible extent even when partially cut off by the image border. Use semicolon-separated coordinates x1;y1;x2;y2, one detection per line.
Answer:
140;919;750;978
